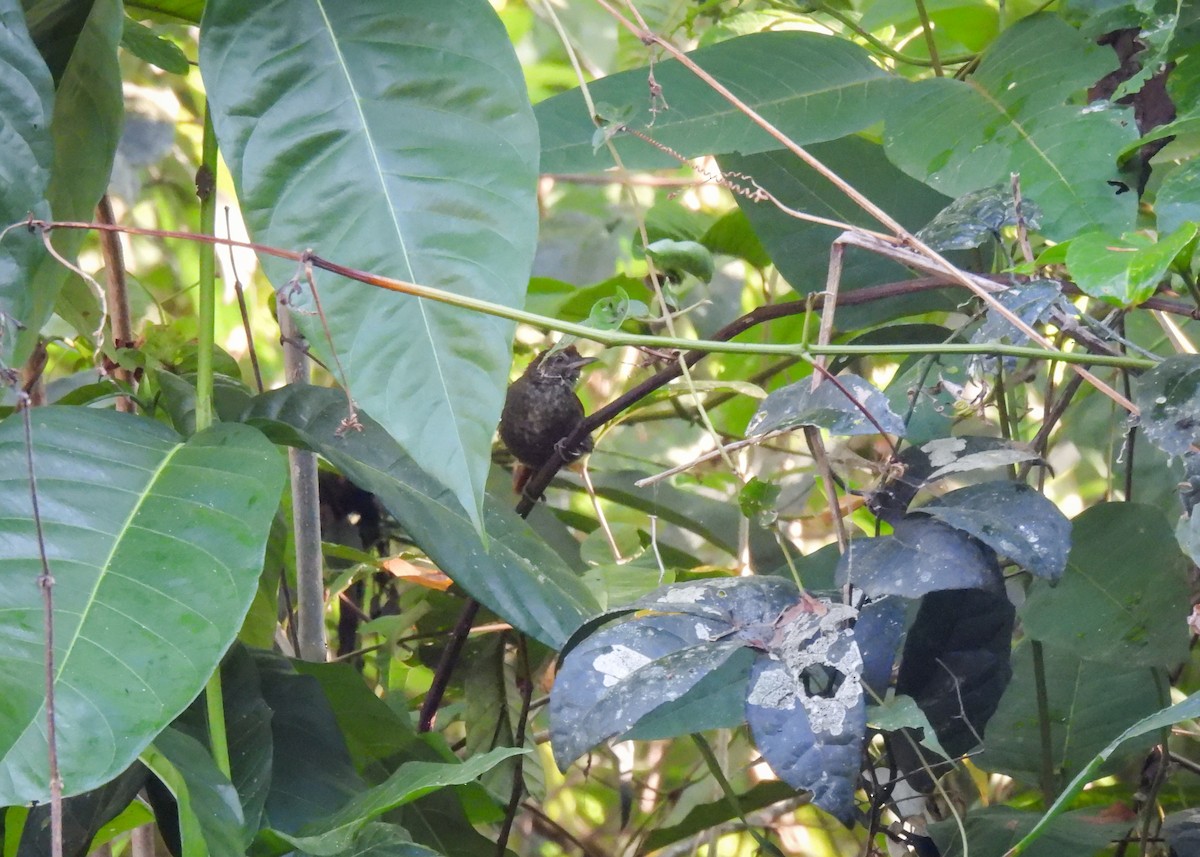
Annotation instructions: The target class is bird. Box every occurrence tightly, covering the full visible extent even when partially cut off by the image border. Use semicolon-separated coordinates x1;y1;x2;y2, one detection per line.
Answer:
499;345;596;493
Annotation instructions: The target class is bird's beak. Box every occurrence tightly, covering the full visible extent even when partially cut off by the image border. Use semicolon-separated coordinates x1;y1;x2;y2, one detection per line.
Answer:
568;355;599;371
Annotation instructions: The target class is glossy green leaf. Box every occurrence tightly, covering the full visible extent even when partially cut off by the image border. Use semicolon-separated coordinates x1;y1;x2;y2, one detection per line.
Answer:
536;31;901;173
0;411;284;804
120;15;189;73
883;14;1137;240
240;385;599;649
722;138;958;327
141;728;246;857
645;239;714;283
200;0;540;531
1157;161;1200;234
0;0;53;367
1066;223;1199;306
975;641;1162;785
274;748;526;856
1020;503;1191;668
931;806;1131;857
1009;689;1200;855
16;0;124;366
292;660;417;771
251;651;366;836
173;645;274;842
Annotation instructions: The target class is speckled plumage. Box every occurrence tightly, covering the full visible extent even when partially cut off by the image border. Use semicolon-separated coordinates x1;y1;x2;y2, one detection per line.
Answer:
498;346;594;469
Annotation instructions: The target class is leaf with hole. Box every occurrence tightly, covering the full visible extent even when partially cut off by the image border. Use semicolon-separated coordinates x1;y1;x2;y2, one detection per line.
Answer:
746;604;864;821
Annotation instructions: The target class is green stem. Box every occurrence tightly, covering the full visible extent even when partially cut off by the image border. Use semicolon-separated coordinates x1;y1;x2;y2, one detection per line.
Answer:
1031;640;1057;801
304;256;1157;369
801;0;973;67
197;103;231;780
690;734;786;857
912;0;944;76
205;673;231;777
196;106;217;433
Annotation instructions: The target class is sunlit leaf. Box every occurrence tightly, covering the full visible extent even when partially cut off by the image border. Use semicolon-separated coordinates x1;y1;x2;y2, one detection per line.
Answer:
201;0;539;530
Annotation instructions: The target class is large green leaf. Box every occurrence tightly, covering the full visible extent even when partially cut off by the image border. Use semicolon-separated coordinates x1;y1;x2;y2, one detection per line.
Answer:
1010;689;1200;855
883;14;1137;240
200;0;539;531
536;30;902;173
975;641;1163;785
1020;503;1191;668
251;651;366;836
0;411;285;804
1157;160;1200;234
140;728;245;857
263;748;525;857
239;384;599;649
21;0;93;81
0;0;53;366
721;138;959;327
15;0;124;366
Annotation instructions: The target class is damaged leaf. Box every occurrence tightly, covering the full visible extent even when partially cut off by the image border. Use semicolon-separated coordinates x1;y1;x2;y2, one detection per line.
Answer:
747;374;905;437
746;604;865;821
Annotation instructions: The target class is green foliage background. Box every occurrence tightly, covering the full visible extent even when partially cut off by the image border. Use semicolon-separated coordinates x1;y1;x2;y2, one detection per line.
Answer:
0;0;1199;853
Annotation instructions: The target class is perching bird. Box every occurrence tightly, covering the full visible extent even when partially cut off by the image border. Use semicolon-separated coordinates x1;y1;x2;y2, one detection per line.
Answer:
499;345;596;492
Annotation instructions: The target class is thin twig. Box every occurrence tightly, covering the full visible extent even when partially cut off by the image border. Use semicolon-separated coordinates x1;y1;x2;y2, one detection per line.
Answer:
496;636;534;855
21;397;63;857
225;207;263;393
586;0;1140;415
418;598;481;732
95;196;135;413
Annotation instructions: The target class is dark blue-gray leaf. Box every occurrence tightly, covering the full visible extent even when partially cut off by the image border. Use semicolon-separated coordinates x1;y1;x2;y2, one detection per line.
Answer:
971;280;1063;361
836;518;999;598
622;648;756;740
631;576;800;647
916;184;1043;251
854;597;907;698
1134;355;1200;456
747;374;905;437
896;589;1015;764
868;435;1044;523
549;614;740;768
745;604;865;821
914;482;1070;581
